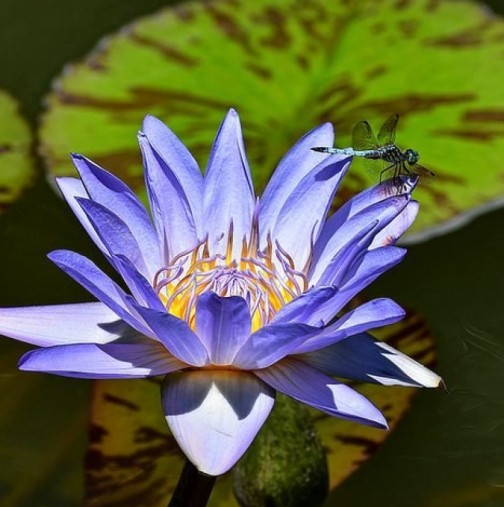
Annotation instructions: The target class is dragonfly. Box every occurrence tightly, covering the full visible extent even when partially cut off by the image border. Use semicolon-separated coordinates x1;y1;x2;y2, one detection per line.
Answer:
312;114;435;184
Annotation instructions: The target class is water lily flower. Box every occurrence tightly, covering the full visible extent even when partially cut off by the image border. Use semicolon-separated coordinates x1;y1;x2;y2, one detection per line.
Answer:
0;109;442;476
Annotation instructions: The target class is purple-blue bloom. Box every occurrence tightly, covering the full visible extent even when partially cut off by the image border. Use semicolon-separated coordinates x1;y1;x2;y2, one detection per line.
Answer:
0;109;442;475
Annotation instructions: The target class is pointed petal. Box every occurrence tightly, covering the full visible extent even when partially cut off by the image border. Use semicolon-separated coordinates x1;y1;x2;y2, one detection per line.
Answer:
163;370;275;475
195;293;251;365
310;195;410;285
0;302;128;346
113;255;165;312
270;286;338;326
259;123;334;244
139;122;203;260
322;175;418;236
19;342;183;379
233;323;318;369
56;177;106;253
70;154;160;275
142;114;203;229
371;201;419;248
293;298;405;354
134;305;208;367
301;333;443;388
340;246;407;292
77;197;149;278
255;359;387;428
203;109;254;258
273;154;351;269
48;250;152;337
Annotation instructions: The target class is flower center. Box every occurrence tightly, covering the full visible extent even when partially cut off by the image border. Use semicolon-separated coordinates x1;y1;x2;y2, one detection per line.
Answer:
153;225;308;331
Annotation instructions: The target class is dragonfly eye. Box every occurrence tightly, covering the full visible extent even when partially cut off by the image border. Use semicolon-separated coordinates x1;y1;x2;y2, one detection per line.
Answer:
405;149;419;165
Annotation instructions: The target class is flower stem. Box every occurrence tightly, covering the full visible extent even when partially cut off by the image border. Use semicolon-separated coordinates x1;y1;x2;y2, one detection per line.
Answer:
168;460;217;507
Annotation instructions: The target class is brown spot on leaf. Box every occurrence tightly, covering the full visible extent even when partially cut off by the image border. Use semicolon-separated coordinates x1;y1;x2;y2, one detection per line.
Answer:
246;62;273;80
365;65;387;80
205;4;257;56
257;6;290;49
0;143;12;154
89;424;109;444
394;0;411;10
130;33;200;67
433;128;502;142
334;435;380;457
103;393;140;411
464;110;504;123
398;19;418;37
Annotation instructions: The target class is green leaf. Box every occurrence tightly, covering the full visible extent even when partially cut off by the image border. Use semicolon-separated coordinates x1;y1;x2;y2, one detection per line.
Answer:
0;91;34;211
39;0;504;240
85;304;437;507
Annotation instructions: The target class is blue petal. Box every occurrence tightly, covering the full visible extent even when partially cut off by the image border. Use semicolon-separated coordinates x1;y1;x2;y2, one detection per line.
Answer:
139;119;203;261
259;123;334;246
134;305;209;367
163;370;275;475
233;323;318;369
70;154;160;277
48;250;153;337
270;286;338;326
310;195;410;285
56;177;107;253
77;197;149;278
195;292;251;365
293;298;405;354
340;246;407;292
113;255;166;312
255;358;387;429
272;154;351;270
203;109;254;258
0;302;127;346
371;201;419;247
302;333;443;388
19;342;183;379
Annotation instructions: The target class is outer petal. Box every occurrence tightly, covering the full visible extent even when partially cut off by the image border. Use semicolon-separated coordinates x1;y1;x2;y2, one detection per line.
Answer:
203;109;255;259
371;200;419;248
273;154;351;270
134;305;209;367
56;177;106;253
270;286;338;326
195;293;251;365
233;323;318;369
259;123;334;245
77;197;149;278
301;333;443;388
19;342;183;379
0;302;126;346
255;358;387;429
340;246;407;292
293;298;405;354
70;154;160;276
310;195;410;285
48;249;153;337
321;175;418;237
163;370;275;475
139;122;203;261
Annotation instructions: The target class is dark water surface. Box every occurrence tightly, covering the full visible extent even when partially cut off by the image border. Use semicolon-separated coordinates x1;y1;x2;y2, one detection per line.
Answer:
0;1;502;506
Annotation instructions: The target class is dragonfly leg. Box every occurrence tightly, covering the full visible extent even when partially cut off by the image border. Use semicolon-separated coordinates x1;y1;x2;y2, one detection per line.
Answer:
380;164;395;183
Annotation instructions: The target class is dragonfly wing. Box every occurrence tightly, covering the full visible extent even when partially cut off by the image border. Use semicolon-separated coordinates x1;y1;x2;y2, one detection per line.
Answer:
410;163;436;183
377;114;399;146
352;120;378;150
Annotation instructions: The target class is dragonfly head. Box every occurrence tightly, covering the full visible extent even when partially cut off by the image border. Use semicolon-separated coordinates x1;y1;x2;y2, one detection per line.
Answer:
405;149;419;165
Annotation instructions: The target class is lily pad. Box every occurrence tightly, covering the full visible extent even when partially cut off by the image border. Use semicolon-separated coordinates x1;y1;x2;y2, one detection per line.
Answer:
85;305;437;507
39;0;504;241
0;92;34;210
